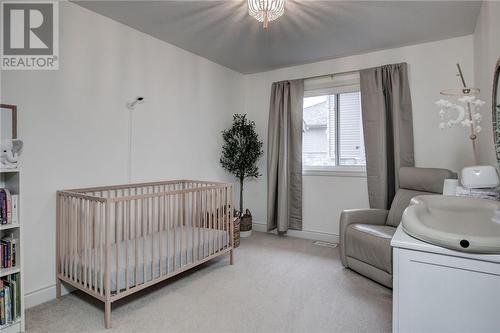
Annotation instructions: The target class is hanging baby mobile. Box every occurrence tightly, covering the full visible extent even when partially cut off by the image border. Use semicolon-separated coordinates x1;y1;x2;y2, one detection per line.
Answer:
435;63;485;163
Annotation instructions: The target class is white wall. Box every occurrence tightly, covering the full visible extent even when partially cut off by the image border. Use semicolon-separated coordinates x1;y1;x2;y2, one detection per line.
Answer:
0;0;482;308
474;1;500;166
244;36;475;241
0;2;244;308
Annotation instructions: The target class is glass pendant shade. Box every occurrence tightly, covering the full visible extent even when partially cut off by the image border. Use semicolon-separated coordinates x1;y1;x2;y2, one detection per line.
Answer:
247;0;285;29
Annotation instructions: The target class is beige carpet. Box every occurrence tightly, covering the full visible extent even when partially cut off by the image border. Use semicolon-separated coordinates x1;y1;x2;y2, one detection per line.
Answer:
27;232;392;332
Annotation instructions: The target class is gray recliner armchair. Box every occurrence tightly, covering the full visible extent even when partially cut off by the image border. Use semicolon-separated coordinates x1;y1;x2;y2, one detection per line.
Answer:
339;167;457;288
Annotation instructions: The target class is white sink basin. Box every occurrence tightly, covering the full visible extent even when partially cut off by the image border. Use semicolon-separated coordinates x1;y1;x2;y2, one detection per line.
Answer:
402;195;500;253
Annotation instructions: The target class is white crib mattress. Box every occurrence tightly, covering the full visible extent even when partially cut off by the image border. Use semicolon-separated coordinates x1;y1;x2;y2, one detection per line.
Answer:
75;227;229;292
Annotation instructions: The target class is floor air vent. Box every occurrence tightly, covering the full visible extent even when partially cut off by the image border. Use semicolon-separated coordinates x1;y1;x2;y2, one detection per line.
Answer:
313;241;338;248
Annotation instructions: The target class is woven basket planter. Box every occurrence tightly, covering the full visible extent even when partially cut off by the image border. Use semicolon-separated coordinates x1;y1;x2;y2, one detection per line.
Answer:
240;209;252;238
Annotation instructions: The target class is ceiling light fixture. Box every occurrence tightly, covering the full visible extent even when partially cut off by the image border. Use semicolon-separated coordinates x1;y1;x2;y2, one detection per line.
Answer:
247;0;285;29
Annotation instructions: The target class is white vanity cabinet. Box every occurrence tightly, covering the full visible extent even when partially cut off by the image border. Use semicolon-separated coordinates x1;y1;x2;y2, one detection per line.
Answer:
391;226;500;333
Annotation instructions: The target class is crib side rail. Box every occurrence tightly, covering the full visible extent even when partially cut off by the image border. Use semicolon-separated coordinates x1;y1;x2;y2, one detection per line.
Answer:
56;191;109;299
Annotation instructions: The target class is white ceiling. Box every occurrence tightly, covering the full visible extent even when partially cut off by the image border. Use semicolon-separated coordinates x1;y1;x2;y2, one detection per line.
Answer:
74;1;482;74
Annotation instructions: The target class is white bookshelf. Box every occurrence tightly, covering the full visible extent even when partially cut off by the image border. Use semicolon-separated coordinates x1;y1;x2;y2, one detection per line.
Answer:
0;169;23;332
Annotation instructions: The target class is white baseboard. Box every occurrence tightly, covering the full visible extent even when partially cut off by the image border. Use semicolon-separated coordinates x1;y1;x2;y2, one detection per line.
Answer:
252;221;339;243
24;283;74;309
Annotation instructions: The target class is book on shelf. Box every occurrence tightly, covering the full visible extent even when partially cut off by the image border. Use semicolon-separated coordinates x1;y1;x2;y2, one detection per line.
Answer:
0;273;20;326
10;195;18;225
0;189;17;226
0;234;17;269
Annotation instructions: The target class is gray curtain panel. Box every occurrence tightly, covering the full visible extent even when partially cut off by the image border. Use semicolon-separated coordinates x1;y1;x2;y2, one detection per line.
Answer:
360;63;414;209
267;79;304;232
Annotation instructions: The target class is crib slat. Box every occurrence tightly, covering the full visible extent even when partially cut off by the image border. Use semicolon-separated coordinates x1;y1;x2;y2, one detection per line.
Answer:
61;196;66;278
165;195;172;274
222;187;226;249
217;188;220;253
81;198;85;285
205;189;209;257
73;198;77;282
219;188;223;251
125;192;130;291
87;199;91;288
173;191;177;270
217;188;224;252
178;186;182;267
177;186;181;267
213;189;217;255
58;195;63;278
203;188;208;258
87;200;91;289
83;199;88;288
134;189;139;288
190;189;194;264
179;187;183;267
92;201;97;293
89;199;93;288
181;186;185;266
72;198;76;283
150;191;155;280
95;202;99;294
150;187;154;279
142;191;146;284
58;195;62;278
196;185;200;260
158;194;162;276
185;184;189;264
196;189;201;261
116;191;120;294
105;200;111;300
81;199;85;287
226;186;229;249
213;189;217;254
100;202;104;296
214;188;217;254
71;197;75;282
89;200;93;291
165;193;169;274
208;189;212;256
230;185;234;251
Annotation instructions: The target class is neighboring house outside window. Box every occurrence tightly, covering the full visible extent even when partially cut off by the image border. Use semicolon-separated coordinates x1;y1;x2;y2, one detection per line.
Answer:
303;72;365;174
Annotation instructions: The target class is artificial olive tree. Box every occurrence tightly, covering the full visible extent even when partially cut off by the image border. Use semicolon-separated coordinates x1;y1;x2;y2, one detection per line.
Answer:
220;114;263;215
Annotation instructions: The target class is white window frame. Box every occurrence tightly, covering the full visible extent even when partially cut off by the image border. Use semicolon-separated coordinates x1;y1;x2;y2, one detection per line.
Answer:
302;72;366;177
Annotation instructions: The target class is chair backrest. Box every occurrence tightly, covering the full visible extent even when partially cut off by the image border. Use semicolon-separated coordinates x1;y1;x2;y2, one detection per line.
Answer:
386;167;457;227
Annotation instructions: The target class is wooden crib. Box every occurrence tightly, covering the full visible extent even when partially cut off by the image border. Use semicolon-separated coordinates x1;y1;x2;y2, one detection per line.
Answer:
56;180;234;328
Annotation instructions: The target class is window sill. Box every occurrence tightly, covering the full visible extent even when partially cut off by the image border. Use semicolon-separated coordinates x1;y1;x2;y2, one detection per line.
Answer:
303;167;367;178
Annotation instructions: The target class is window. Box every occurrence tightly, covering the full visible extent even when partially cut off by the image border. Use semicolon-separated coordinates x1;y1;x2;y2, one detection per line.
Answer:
302;73;365;172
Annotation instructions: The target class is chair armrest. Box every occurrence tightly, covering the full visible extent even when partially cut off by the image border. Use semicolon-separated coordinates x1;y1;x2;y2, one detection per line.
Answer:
339;209;389;267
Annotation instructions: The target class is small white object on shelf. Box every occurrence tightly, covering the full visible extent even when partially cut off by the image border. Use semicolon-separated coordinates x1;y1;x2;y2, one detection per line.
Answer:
461;165;500;189
0;140;23;170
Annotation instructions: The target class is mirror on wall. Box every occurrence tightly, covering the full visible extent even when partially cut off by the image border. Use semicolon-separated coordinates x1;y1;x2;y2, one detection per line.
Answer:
493;60;500;165
0;104;17;141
